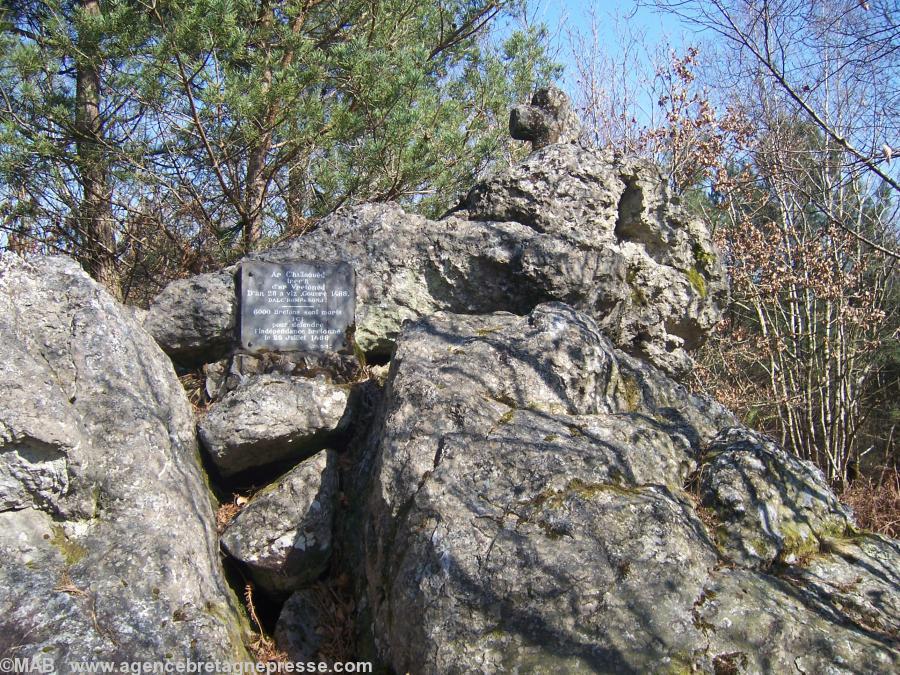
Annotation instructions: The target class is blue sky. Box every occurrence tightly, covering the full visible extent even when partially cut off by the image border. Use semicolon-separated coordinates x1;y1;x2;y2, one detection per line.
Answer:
527;0;697;86
511;1;701;131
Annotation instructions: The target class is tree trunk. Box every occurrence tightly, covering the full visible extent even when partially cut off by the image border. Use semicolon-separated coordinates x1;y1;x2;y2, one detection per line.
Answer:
286;156;307;233
75;0;120;298
242;135;271;252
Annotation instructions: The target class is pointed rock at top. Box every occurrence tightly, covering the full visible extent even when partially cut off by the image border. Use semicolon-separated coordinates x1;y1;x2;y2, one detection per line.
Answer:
509;85;582;149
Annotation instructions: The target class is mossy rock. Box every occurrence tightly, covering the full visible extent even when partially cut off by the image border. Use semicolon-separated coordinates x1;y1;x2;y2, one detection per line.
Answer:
48;525;87;567
687;267;707;298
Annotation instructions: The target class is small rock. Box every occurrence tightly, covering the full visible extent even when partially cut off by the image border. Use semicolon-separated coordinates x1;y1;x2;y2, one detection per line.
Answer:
221;451;338;594
198;374;349;476
144;270;236;363
274;590;324;661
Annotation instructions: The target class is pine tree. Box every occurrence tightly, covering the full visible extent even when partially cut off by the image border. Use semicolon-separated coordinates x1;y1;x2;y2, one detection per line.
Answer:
2;0;559;297
1;0;153;297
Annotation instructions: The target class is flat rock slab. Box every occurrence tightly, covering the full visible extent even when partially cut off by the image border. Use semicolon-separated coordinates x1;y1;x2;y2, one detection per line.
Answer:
0;254;248;662
203;351;361;402
198;374;349;476
221;451;338;594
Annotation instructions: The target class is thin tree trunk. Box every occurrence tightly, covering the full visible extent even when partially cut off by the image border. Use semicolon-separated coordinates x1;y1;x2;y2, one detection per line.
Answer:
242;132;271;251
286;155;307;232
241;1;312;252
75;0;119;298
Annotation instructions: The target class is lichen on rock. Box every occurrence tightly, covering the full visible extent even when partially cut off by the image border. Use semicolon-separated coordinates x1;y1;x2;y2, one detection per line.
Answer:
0;254;250;661
5;88;897;672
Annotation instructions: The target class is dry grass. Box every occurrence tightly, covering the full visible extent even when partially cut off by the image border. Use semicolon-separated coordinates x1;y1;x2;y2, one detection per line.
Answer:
695;503;721;537
178;369;209;413
215;493;250;534
840;470;900;538
682;466;722;540
244;582;289;663
249;633;289;663
54;570;87;596
309;573;356;664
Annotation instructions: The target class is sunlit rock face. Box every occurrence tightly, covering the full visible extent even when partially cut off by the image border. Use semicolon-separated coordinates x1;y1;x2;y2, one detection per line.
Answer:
0;254;249;662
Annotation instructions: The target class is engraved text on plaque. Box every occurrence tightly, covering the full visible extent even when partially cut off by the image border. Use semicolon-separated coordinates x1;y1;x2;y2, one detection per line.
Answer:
239;261;355;353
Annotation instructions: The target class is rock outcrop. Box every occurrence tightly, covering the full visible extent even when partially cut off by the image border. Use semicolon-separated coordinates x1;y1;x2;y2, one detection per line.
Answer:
146;142;725;378
458;144;727;375
6;88;897;671
359;303;898;673
0;255;249;662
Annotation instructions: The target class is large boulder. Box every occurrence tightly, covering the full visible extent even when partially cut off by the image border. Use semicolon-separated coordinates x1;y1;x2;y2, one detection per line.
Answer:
357;302;898;673
0;255;249;662
220;451;338;594
147;148;725;378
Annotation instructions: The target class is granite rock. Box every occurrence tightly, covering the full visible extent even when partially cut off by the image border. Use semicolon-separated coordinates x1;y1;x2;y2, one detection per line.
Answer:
274;590;324;662
356;303;897;673
220;451;338;594
147;140;725;378
144;270;236;363
509;85;582;149
0;254;249;662
198;374;349;476
700;427;856;567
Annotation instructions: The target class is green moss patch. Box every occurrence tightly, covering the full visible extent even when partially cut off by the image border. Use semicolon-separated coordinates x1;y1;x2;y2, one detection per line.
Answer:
692;241;716;274
687;267;707;298
530;479;642;511
497;410;516;425
617;374;642;413
626;268;648;306
49;524;87;566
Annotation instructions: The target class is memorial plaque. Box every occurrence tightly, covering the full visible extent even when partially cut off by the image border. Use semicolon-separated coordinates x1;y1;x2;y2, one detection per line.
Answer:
239;260;355;353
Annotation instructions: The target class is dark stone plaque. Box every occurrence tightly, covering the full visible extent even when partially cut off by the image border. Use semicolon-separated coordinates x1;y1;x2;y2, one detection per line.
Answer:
239;261;355;353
